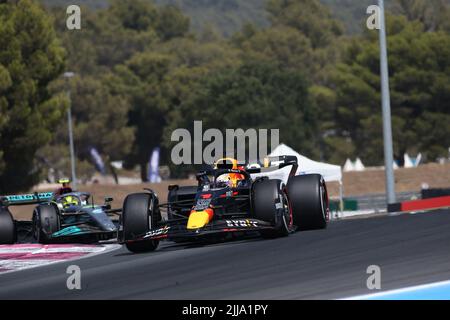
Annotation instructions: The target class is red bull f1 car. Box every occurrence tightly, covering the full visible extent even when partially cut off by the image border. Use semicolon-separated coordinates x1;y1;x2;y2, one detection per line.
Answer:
119;155;329;253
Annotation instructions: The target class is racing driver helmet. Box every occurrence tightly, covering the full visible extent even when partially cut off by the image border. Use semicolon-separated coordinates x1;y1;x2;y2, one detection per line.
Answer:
61;195;80;208
55;178;73;196
214;158;245;188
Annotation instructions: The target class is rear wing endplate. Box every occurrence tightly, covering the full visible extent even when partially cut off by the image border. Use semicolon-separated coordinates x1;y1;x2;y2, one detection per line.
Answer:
0;192;54;207
247;155;298;176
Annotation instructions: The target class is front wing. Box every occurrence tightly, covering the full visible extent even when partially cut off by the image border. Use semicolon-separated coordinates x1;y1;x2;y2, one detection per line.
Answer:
121;218;275;244
49;225;117;243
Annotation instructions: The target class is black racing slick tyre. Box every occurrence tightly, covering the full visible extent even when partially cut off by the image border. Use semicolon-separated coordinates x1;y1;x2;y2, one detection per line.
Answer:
0;208;16;244
287;174;328;231
122;193;160;253
32;204;60;244
253;179;291;238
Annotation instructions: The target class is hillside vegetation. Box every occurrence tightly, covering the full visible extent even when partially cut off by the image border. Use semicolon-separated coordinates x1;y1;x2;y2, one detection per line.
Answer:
40;0;450;35
1;0;449;193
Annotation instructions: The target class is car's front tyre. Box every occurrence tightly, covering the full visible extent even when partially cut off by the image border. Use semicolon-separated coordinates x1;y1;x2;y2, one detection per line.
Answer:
122;193;160;253
32;204;60;244
0;208;16;244
252;179;291;238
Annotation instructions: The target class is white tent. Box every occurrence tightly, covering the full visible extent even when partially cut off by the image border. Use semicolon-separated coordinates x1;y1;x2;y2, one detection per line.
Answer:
343;158;355;172
393;160;399;170
343;157;365;172
250;143;341;182
250;143;343;216
404;153;414;168
404;153;422;168
354;158;365;171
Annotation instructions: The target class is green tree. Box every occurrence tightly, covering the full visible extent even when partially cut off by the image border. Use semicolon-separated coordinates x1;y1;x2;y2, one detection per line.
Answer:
48;2;158;74
266;0;343;48
164;61;318;175
115;52;172;181
112;31;240;180
156;5;190;41
233;0;344;79
109;0;159;31
37;74;135;181
237;25;315;73
0;0;65;193
329;15;450;164
38;0;191;181
394;0;450;32
231;0;346;164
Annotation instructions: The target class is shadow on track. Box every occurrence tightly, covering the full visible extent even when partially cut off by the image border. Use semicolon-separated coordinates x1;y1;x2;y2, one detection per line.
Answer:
114;231;266;256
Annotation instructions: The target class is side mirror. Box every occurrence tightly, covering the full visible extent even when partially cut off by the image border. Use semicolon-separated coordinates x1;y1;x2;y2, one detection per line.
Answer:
104;197;113;203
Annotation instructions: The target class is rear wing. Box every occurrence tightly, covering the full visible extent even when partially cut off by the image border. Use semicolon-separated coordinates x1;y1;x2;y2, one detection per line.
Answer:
247;155;298;177
0;192;54;207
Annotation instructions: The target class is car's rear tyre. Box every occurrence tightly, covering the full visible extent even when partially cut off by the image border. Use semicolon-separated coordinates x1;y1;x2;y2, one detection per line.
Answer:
253;179;291;238
32;204;60;244
122;193;160;253
0;208;16;244
287;174;328;231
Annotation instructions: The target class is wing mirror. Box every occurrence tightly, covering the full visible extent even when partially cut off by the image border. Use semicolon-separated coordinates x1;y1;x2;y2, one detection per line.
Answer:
104;197;113;210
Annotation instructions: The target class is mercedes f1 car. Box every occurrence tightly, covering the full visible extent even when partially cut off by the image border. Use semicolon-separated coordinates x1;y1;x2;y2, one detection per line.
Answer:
119;155;329;253
0;182;120;244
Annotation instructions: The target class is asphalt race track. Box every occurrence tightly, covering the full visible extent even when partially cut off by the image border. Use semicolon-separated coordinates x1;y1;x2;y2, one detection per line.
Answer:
0;209;449;299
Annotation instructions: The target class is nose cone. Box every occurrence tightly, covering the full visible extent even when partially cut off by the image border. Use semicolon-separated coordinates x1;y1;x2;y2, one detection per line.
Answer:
91;208;117;231
187;209;213;230
104;222;117;232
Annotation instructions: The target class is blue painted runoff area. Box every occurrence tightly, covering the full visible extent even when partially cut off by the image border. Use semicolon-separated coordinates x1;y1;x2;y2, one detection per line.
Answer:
344;280;450;300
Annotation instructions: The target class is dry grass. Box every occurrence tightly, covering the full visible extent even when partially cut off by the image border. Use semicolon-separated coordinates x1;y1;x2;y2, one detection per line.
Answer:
9;163;450;220
327;162;450;197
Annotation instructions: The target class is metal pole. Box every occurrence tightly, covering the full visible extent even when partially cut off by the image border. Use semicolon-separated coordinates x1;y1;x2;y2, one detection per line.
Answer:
378;0;396;204
64;74;77;190
67;90;77;190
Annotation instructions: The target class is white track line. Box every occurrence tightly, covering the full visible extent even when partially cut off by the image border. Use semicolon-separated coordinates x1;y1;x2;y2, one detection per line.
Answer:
341;279;450;300
0;244;121;275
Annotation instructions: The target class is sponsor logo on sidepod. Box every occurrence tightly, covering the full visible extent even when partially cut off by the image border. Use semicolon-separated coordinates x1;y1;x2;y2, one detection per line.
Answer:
226;220;258;228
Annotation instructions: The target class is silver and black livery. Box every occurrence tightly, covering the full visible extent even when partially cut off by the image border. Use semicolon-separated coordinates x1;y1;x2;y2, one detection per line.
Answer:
0;188;120;244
